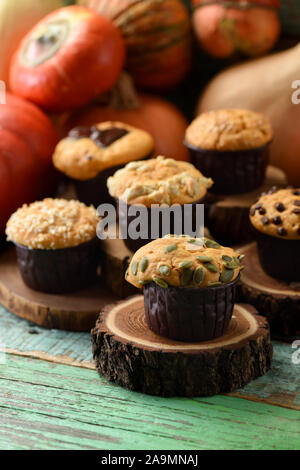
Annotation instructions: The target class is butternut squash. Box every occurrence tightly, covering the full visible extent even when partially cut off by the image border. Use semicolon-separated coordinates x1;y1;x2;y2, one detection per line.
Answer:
198;44;300;185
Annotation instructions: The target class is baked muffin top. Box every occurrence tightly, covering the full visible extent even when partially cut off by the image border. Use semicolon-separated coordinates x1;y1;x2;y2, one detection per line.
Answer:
53;121;154;181
250;187;300;240
107;156;213;206
6;199;99;250
126;236;243;289
185;109;273;151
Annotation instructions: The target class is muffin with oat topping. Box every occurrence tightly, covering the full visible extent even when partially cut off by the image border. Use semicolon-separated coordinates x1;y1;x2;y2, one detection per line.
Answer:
250;187;300;281
126;236;243;342
107;156;213;252
53;121;154;207
184;109;273;194
6;199;100;294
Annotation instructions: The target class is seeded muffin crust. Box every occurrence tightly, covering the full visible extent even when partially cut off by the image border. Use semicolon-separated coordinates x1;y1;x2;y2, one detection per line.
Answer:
126;236;243;289
185;109;273;151
250;187;300;240
107;156;213;206
53;121;154;181
6;199;99;250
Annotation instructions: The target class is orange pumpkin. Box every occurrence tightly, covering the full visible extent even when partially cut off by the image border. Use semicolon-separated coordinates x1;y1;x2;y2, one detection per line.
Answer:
0;93;58;233
192;0;280;58
10;6;125;112
78;0;192;91
62;74;189;161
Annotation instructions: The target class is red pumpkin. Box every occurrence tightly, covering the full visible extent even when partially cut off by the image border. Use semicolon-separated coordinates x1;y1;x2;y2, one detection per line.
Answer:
78;0;192;91
192;0;280;58
62;74;189;161
9;6;125;112
0;94;58;233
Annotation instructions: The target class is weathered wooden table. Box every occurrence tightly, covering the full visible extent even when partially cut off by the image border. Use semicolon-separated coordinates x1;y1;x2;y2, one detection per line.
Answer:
0;303;299;450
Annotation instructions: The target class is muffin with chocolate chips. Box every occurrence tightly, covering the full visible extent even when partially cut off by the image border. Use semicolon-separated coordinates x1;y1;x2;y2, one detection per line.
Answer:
53;121;154;206
6;199;100;294
250;187;300;281
107;156;213;251
184;109;273;194
126;236;243;342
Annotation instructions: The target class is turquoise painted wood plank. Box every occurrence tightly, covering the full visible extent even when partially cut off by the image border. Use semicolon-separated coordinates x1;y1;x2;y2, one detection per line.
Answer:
0;354;299;450
0;305;299;410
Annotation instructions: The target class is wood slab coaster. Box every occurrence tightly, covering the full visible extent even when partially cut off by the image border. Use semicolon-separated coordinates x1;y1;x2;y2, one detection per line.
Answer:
0;247;117;332
238;243;300;341
207;166;287;246
92;296;272;397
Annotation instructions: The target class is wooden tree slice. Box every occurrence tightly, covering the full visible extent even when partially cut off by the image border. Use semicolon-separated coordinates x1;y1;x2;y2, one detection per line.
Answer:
238;243;300;340
0;248;117;332
207;166;287;246
92;296;272;397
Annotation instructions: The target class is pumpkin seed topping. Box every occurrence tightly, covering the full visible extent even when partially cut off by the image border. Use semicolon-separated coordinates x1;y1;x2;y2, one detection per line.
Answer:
181;268;194;286
179;260;194;269
205;239;220;249
220;269;234;283
131;261;138;276
187;239;196;243
193;267;205;285
153;277;168;288
165;244;178;253
159;265;171;276
225;261;239;270
139;280;152;286
196;255;213;262
208;281;222;287
233;256;240;265
139;257;148;273
204;262;219;273
238;254;245;261
222;255;232;262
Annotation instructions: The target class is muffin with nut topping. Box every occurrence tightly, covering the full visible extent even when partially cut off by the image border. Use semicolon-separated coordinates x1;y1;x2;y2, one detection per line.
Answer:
250;187;300;281
107;155;213;251
53;121;154;206
126;236;244;342
184;109;273;194
6;199;100;294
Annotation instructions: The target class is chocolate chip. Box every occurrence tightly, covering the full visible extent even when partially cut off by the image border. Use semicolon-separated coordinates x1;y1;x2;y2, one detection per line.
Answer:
86;155;94;160
68;126;91;139
92;128;129;148
293;190;300;196
250;208;256;216
293;209;300;215
293;200;300;207
262;217;269;225
275;203;285;212
259;207;266;215
272;216;282;225
277;227;287;236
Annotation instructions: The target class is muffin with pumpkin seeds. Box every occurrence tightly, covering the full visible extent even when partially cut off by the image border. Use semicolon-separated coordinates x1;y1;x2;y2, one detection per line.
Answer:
108;155;213;252
126;236;244;342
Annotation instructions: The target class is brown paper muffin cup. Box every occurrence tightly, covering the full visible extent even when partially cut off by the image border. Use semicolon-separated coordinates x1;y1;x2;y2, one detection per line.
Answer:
117;197;208;253
15;238;101;294
73;152;154;208
184;142;270;195
253;228;300;282
143;277;239;342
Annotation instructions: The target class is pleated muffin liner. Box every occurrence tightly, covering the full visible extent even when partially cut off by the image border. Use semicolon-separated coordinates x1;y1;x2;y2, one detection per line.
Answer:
73;152;154;208
15;237;101;295
143;278;239;342
253;228;300;282
117;196;208;253
185;142;270;195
